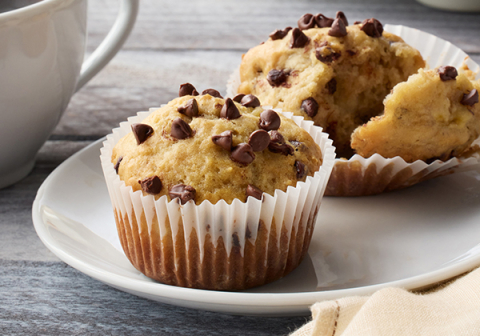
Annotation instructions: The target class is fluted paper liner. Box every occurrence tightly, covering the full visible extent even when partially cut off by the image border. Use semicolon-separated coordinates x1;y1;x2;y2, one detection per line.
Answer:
100;108;335;290
227;25;480;197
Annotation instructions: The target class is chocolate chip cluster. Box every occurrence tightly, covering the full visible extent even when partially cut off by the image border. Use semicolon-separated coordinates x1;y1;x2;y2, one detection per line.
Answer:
211;94;302;200
129;114;197;204
263;13;387;123
116;83;309;204
211;99;294;165
269;11;384;45
297;11;348;38
114;83;228;204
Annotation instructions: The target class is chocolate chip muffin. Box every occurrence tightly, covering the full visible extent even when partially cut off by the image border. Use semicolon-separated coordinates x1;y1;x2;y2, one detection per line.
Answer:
112;86;322;205
351;66;480;163
102;83;335;290
237;12;425;157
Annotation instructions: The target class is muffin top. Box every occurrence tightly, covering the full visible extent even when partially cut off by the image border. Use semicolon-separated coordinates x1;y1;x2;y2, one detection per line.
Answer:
111;85;323;205
351;67;480;162
237;13;425;158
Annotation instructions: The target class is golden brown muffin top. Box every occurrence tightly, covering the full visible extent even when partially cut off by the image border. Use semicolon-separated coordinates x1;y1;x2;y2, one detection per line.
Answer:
112;87;323;204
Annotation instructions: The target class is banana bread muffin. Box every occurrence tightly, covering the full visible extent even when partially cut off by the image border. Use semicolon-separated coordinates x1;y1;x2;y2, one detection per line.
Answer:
102;84;335;290
237;13;425;157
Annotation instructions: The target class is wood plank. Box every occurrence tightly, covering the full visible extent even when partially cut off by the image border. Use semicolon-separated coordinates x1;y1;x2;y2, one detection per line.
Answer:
0;141;92;262
0;260;308;335
86;0;480;53
54;50;243;137
54;48;480;138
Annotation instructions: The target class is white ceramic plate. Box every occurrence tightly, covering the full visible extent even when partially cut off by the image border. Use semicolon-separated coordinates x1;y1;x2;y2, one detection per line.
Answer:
33;139;480;316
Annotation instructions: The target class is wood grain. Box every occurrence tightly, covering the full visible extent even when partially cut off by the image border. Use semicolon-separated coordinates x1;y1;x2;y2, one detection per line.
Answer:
58;0;480;138
54;50;242;137
2;0;480;334
86;0;480;53
0;260;308;335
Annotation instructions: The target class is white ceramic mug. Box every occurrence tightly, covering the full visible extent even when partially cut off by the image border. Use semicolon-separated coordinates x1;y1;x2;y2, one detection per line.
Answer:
0;0;139;189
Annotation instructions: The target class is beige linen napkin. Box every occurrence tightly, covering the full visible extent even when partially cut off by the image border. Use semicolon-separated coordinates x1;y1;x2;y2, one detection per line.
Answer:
291;267;480;336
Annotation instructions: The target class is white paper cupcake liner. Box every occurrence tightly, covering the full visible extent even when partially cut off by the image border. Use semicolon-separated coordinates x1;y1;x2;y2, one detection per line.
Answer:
227;24;480;196
100;106;335;290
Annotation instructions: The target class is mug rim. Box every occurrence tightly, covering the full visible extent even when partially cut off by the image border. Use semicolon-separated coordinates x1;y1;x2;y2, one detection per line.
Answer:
0;0;70;22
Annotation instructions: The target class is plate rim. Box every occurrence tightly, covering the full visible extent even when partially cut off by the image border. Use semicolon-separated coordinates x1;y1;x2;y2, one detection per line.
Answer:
32;138;480;314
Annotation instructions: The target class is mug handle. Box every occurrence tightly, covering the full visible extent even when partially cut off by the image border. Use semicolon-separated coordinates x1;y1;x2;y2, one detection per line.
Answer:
75;0;139;92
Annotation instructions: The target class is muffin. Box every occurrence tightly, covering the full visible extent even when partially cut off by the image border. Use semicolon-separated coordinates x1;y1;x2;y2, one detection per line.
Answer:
237;13;425;158
352;67;480;163
100;84;335;290
230;14;480;196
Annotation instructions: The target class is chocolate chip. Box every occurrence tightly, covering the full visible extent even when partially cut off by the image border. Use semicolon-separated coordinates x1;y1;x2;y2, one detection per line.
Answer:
268;131;294;156
269;27;292;40
171;118;193;139
290;28;310;48
315;46;341;63
267;69;288;87
241;94;261;108
220;98;241;120
354;20;362;25
437;66;458;81
360;18;383;38
114;156;123;174
336;11;348;26
298;13;316;30
301;97;319;118
315;13;334;28
259;109;281;131
179;83;199;97
177;98;199;117
169;184;196;204
246;184;263;201
131;123;154;145
231;143;255;165
326;78;337;94
212;130;232;150
202;89;223;98
295;161;306;179
461;89;479;106
328;18;347;37
139;176;162;195
248;130;270;152
346;49;356;56
232;93;246;103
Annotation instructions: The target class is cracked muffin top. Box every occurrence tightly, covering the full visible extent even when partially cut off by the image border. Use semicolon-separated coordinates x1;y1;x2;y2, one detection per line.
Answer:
237;13;425;158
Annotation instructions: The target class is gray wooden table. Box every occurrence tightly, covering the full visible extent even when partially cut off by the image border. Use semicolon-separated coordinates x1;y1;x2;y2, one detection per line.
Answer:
1;0;480;334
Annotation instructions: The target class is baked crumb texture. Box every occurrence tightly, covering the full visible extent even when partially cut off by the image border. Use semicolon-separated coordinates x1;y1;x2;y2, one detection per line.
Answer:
352;68;480;163
238;13;425;158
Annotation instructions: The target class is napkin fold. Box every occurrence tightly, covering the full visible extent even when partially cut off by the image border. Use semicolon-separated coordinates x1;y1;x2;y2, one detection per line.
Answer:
291;267;480;336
